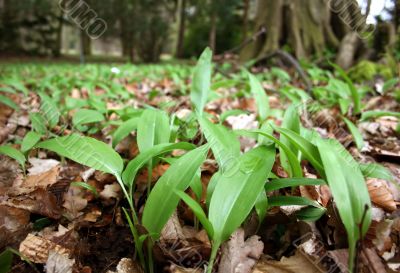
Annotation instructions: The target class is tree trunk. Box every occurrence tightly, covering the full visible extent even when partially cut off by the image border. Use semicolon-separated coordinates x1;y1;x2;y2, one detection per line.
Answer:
175;0;186;58
242;0;250;39
209;9;217;52
240;0;340;62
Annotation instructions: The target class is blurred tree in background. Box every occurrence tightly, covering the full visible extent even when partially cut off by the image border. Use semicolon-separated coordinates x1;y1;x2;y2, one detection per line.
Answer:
0;0;398;66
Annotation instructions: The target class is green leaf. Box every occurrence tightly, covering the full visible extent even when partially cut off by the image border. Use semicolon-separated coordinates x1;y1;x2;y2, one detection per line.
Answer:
235;129;303;178
36;134;123;176
21;131;42;153
112;117;138;147
122;142;196;186
0;249;13;273
268;196;322;208
72;109;104;127
209;145;275;244
274;126;324;175
343;118;364;150
219;109;249;123
0;95;18;110
0;145;26;171
191;47;212;115
39;93;60;129
255;191;268;224
137;109;170;153
265;178;326;192
199;116;240;175
248;72;269;120
331;62;361;115
359;163;394;181
280;105;300;176
295;207;326;222
361;110;400;121
175;190;214;237
142;145;209;239
317;138;371;271
30;112;47;134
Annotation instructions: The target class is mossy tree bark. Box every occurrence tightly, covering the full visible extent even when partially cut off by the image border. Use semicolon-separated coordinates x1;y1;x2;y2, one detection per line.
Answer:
240;0;341;62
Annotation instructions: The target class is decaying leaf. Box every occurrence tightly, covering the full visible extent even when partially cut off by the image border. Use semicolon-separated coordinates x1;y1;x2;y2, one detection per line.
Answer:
0;205;30;248
253;250;324;273
45;249;75;273
63;185;88;218
19;233;71;263
366;178;397;212
106;258;144;273
218;228;264;273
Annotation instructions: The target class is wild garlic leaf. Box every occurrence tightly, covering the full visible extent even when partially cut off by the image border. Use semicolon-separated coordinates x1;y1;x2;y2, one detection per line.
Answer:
39;93;60;129
142;145;209;239
137;109;170;153
72;109;105;127
191;47;212;115
112;117;138;147
21;131;42;153
209;145;275;245
122;142;196;186
36;134;123;176
0;145;26;171
198;116;240;175
343;117;364;150
248;72;269;120
317;138;371;271
280;105;300;176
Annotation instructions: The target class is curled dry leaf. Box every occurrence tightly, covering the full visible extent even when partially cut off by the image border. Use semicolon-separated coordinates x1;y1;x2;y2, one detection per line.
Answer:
23;165;60;189
106;258;144;273
253;250;323;273
28;158;60;175
219;228;264;273
99;183;121;200
19;233;71;263
45;249;75;273
0;205;30;249
366;178;397;212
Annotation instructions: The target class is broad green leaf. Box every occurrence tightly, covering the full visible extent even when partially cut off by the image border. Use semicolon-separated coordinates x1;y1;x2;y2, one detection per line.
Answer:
219;109;249;123
122;142;196;186
0;145;26;171
268;196;322;208
255;191;268;224
274;127;324;175
137;109;170;153
361;110;400;121
112;117;138;147
331;62;361;114
206;171;221;208
142;145;209;239
248;72;269;120
0;249;13;273
36;134;123;176
360;163;394;181
39;93;60;129
280;105;300;176
235;129;302;178
343;117;364;150
209;145;275;244
30;112;47;134
72;109;104;127
175;190;214;237
21;131;42;153
191;47;212;115
199;116;240;175
0;95;18;110
265;178;326;192
317;138;371;271
295;207;326;222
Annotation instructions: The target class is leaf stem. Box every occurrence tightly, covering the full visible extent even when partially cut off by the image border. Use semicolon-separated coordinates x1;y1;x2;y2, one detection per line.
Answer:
207;243;220;273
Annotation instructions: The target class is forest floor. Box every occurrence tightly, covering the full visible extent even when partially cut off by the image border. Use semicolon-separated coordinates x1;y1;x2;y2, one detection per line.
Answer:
0;58;399;273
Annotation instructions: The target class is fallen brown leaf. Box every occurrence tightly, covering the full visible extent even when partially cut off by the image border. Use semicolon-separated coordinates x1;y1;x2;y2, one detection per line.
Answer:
219;228;264;273
367;179;397;212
